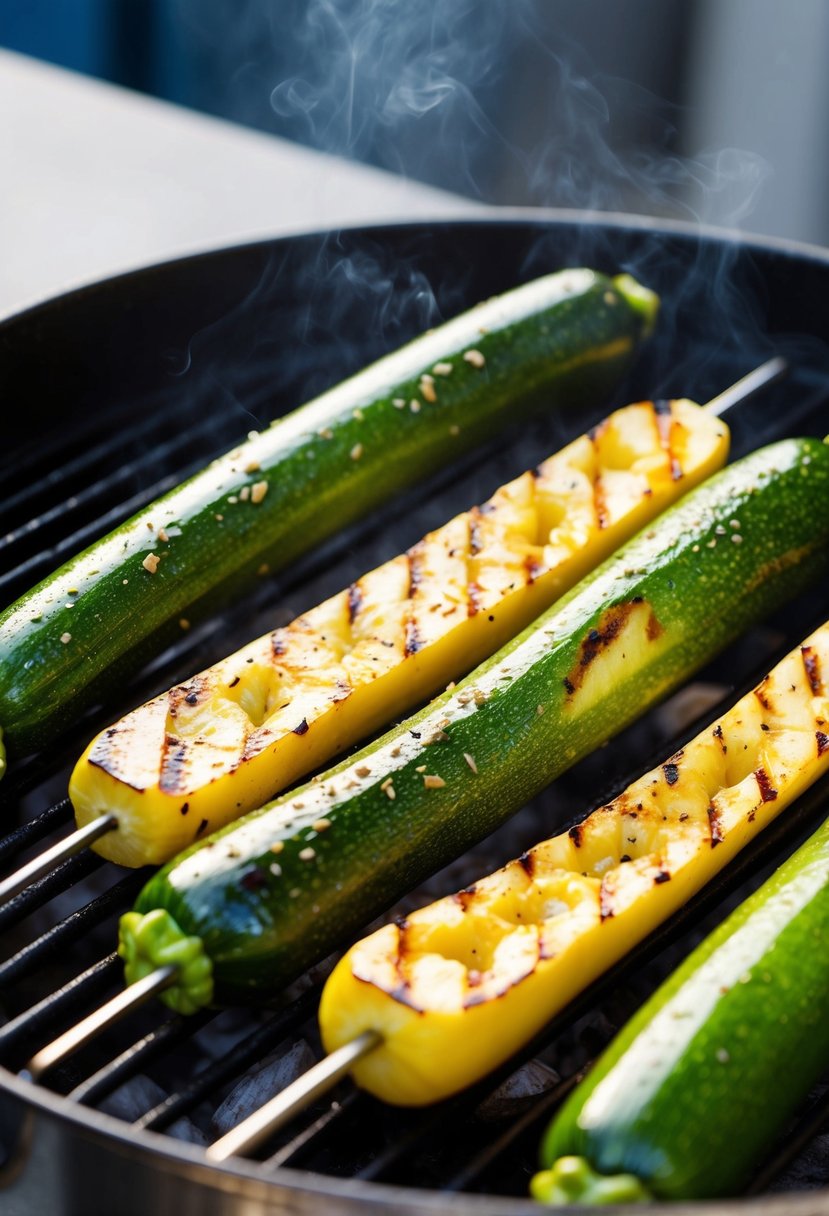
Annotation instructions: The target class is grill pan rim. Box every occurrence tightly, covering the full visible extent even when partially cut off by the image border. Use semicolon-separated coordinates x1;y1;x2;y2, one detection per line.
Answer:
3;213;829;1212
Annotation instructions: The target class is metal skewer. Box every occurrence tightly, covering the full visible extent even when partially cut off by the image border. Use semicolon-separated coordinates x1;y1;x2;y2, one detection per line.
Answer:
24;964;178;1082
0;356;790;915
205;1029;382;1162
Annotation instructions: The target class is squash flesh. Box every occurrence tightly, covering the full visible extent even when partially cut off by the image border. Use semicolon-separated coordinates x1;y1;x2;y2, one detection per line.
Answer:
71;400;727;866
319;623;829;1106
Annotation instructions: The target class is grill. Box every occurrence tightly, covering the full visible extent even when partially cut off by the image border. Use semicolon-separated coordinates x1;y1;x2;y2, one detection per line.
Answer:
3;216;829;1215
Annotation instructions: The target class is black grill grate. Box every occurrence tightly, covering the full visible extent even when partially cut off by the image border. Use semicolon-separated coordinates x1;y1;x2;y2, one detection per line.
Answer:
3;220;829;1212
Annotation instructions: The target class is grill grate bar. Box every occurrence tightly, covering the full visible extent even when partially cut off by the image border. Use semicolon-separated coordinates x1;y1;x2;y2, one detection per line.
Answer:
0;798;73;866
0;954;120;1065
0;871;145;989
0;849;106;932
264;1090;364;1170
137;985;321;1133
442;1073;581;1194
68;1009;214;1107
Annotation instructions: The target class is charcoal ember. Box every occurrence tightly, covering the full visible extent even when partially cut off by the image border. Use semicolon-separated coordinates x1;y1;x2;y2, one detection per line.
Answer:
211;1039;317;1136
475;1059;560;1123
99;1075;206;1144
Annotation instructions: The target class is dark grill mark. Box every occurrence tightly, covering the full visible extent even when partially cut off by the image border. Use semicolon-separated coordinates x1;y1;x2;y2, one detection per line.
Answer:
518;851;535;877
713;724;727;753
663;762;680;786
755;766;778;802
708;802;724;847
405;620;422;656
228;676;240;689
179;802;189;816
271;631;287;658
802;645;823;696
407;547;423;597
754;679;773;712
467;581;482;618
159;734;189;794
453;886;477;911
564;600;662;696
469;509;483;556
195;818;209;838
818;731;829;756
568;824;583;847
524;553;541;585
293;718;309;736
654;870;671;885
348;581;363;623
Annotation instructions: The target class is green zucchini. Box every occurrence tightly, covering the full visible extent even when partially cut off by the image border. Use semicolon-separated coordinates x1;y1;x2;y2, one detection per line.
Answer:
534;811;829;1205
119;436;829;1014
0;268;656;759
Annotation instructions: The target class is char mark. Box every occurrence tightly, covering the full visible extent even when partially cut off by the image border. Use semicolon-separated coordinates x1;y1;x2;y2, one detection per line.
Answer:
407;547;423;598
565;600;661;696
405;620;422;656
293;718;309;736
469;507;483;556
818;731;829;756
568;823;583;847
599;875;614;921
755;766;778;802
662;762;680;786
802;645;823;696
518;851;535;877
159;733;190;794
708;801;724;847
654;870;671;885
348;582;363;624
453;886;478;911
467;581;482;618
271;630;287;658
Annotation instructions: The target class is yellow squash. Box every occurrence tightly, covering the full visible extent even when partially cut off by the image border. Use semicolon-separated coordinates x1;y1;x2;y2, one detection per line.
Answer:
320;621;829;1106
71;399;727;866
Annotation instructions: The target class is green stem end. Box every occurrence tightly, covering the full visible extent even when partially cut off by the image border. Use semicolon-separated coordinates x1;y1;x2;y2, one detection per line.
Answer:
118;908;213;1015
531;1156;653;1207
612;274;660;340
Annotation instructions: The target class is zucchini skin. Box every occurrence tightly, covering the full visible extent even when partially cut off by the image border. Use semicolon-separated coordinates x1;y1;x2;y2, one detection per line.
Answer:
129;437;829;1009
539;813;829;1203
0;269;653;757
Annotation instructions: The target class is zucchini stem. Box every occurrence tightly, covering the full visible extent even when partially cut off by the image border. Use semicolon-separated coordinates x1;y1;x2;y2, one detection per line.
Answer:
531;1155;653;1206
118;908;213;1015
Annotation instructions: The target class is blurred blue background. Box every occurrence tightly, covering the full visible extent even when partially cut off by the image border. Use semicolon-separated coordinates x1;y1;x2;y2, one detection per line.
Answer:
2;0;827;245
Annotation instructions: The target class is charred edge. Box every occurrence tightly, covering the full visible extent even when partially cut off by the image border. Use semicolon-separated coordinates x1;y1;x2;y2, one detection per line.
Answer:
654;405;682;481
518;851;535;877
159;734;190;795
663;762;680;786
755;766;778;802
454;887;477;911
594;473;609;530
524;553;541;585
405;619;422;656
467;581;482;618
708;802;724;847
228;676;240;689
179;674;207;708
568;824;584;847
802;645;823;696
817;731;829;756
293;718;309;736
654;870;671;885
469;507;483;556
566;600;659;694
271;631;287;658
646;607;663;642
348;582;363;624
754;678;773;712
599;875;614;921
407;547;423;598
713;724;727;753
333;679;352;704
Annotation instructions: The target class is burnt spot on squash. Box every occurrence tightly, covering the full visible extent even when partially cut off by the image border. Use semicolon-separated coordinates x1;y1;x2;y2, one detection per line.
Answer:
754;677;773;712
524;553;542;585
179;801;189;816
453;886;477;911
407;546;423;598
159;734;190;794
348;581;363;624
663;762;680;786
713;724;727;753
518;851;535;877
467;581;482;618
599;875;615;921
654;870;671;885
195;817;210;839
817;731;829;756
271;631;287;658
568;823;584;847
469;508;483;556
405;620;422;656
802;645;823;696
755;766;778;802
564;600;663;697
708;801;724;847
293;718;309;736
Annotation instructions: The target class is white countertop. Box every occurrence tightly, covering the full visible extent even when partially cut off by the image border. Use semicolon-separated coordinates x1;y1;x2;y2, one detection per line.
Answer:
0;50;480;320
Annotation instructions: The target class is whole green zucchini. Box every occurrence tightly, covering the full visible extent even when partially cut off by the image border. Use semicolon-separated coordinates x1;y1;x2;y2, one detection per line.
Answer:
0;268;656;759
119;436;829;1014
534;812;829;1205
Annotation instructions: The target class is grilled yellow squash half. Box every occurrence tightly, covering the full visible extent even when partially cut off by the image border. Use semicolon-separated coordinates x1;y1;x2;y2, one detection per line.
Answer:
320;621;829;1106
71;399;727;866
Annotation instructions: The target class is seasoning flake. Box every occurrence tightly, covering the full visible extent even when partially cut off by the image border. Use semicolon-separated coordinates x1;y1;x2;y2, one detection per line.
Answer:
463;349;486;368
142;553;160;574
251;481;268;504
